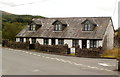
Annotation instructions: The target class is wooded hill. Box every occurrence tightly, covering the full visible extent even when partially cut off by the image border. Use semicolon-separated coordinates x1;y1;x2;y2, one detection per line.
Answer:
1;11;45;41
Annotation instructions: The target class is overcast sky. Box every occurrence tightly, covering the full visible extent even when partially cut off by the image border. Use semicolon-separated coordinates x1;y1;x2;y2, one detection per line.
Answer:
0;0;119;29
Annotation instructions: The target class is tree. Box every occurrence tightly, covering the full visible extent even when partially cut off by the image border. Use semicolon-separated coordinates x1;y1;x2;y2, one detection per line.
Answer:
2;22;25;41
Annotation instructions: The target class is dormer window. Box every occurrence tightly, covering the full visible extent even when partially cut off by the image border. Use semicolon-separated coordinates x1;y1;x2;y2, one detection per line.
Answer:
29;21;42;31
52;20;67;31
81;19;97;31
84;24;92;31
54;24;62;31
29;24;36;31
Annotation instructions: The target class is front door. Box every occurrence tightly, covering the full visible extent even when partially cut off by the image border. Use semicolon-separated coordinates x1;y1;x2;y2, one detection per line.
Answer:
82;40;87;48
51;39;55;45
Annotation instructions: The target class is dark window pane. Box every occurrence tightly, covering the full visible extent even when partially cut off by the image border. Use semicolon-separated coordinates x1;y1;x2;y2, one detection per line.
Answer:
32;38;36;44
44;39;49;45
90;40;97;48
58;39;64;45
20;38;23;42
72;39;79;47
88;24;91;30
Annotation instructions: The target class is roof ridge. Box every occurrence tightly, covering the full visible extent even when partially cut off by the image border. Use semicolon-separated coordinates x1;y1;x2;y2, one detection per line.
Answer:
48;16;111;18
32;16;111;19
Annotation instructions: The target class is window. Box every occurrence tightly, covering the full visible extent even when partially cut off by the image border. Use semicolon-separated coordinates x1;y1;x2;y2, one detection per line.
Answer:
84;24;92;31
90;40;97;48
29;25;33;31
58;39;64;45
54;24;62;31
26;38;29;42
32;38;36;44
72;39;79;47
44;39;49;45
52;20;67;31
20;38;23;42
29;25;36;31
82;19;97;31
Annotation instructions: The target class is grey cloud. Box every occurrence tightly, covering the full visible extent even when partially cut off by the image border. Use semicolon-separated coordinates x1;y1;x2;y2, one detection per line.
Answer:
0;0;51;8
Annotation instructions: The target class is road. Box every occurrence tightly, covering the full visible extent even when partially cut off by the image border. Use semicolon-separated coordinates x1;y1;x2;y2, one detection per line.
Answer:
2;47;119;75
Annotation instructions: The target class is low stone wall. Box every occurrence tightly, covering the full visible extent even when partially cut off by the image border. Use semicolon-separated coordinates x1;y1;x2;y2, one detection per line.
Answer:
75;48;103;58
35;43;69;55
2;40;30;50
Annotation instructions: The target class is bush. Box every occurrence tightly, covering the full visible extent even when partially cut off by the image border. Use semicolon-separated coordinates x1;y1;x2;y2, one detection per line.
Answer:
2;40;30;50
101;48;120;58
75;48;103;58
35;43;69;55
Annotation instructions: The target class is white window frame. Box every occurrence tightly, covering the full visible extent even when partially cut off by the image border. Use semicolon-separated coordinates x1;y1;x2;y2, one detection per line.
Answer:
55;24;62;31
29;24;36;31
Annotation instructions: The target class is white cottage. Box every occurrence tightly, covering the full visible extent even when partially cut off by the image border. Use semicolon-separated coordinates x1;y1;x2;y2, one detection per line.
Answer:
16;17;114;50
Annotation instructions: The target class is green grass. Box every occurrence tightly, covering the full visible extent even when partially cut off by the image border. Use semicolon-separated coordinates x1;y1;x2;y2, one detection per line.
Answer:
69;53;75;56
101;48;120;59
101;55;117;58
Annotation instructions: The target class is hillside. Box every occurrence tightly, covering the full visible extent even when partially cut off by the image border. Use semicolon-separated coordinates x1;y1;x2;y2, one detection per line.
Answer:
2;10;45;41
1;11;13;15
2;10;45;23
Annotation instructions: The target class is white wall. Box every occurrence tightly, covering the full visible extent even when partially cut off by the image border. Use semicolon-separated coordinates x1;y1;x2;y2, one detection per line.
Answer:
64;39;72;48
79;40;82;48
98;40;102;47
16;38;20;42
36;38;43;44
49;39;52;45
87;40;90;48
29;38;32;44
103;20;114;50
55;39;58;45
23;38;26;42
70;48;75;53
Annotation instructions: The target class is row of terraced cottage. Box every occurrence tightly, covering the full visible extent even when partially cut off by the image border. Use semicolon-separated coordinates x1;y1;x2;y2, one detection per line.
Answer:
16;17;114;53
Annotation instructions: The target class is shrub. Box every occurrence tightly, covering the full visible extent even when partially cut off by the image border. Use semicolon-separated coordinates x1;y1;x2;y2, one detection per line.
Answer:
101;48;120;58
75;48;103;58
35;43;69;55
2;40;30;50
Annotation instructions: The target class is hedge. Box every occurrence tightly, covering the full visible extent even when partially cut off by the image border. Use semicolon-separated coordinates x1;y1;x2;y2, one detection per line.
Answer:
35;43;69;55
75;48;103;58
2;40;30;50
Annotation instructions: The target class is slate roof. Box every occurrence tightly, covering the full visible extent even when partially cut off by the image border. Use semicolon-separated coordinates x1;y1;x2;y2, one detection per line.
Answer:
16;17;112;39
52;19;67;25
